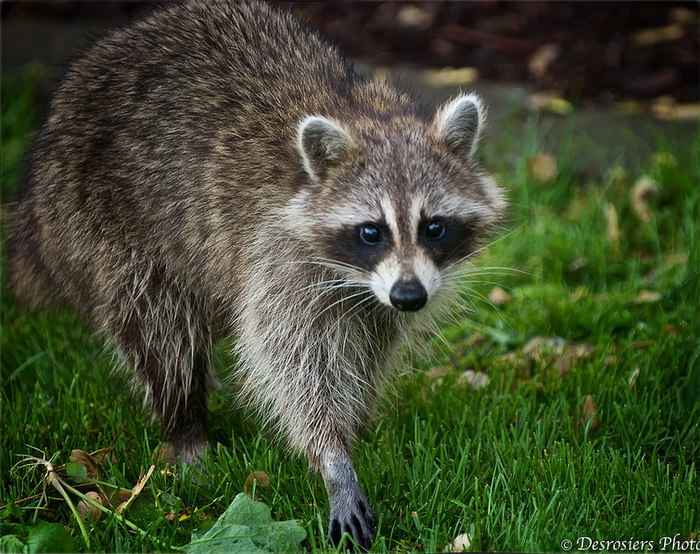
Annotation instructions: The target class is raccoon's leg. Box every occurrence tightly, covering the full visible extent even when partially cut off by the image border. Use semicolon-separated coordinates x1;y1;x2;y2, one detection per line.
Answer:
106;284;212;464
117;334;211;464
237;274;383;548
141;348;210;465
238;338;378;548
322;450;377;550
283;381;378;549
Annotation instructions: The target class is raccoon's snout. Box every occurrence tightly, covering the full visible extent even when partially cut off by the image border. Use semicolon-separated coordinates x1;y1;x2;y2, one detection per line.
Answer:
389;280;427;312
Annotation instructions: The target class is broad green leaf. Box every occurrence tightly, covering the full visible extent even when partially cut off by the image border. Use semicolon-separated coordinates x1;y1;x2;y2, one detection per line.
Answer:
158;491;183;513
26;522;75;554
65;461;88;480
121;494;159;526
186;493;305;553
0;534;27;554
0;521;25;537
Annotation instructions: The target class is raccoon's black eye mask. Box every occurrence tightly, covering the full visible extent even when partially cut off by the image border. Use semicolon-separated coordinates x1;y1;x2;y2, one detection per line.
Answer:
419;216;476;266
319;221;392;272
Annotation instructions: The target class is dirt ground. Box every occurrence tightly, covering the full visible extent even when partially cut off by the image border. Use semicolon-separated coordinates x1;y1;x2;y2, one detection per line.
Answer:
3;1;698;105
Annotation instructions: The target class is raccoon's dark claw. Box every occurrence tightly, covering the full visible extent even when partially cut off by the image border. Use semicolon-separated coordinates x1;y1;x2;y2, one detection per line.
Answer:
328;490;376;551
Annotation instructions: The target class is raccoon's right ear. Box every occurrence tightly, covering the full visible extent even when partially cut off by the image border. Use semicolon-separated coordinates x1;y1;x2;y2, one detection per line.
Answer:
297;116;353;181
433;93;485;160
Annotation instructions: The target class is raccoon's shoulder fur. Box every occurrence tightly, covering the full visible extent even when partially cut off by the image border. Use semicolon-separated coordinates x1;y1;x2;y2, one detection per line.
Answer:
7;1;506;549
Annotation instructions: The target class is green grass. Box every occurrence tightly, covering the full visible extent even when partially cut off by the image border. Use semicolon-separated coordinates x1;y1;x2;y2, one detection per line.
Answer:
2;68;699;553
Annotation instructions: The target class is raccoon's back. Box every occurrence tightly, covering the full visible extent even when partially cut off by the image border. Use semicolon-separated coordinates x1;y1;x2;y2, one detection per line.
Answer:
22;1;358;212
6;1;367;309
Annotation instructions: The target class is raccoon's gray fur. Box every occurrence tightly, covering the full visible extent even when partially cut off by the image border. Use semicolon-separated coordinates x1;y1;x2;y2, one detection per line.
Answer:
7;0;506;548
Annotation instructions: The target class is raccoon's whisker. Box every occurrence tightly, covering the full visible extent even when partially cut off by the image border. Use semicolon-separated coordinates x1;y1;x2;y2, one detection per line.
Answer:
422;309;457;357
452;287;515;332
460;280;514;290
280;258;364;276
442;269;517;283
315;287;375;320
449;265;519;275
442;271;519;286
445;224;525;271
445;265;532;279
451;292;480;314
334;293;378;332
300;279;358;294
320;289;376;340
312;256;365;272
302;282;370;311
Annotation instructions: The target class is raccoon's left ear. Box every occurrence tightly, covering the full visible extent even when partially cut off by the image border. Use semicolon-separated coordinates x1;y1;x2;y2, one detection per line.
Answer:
297;116;354;182
433;93;485;160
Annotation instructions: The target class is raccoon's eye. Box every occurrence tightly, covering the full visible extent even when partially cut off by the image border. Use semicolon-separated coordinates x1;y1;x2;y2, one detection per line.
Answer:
359;224;383;245
425;220;445;240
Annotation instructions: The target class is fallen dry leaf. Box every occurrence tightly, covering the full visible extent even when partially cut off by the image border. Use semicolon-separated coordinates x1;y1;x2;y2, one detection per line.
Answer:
396;4;433;29
447;533;472;552
522;336;566;358
70;449;102;481
632;24;684;46
110;489;132;507
488;286;512;306
652;102;700;121
528;43;560;78
77;490;104;523
525;92;573;114
153;442;178;466
89;447;115;466
494;351;530;376
634;290;662;304
518;336;593;377
662;324;680;337
671;7;698;25
116;465;155;514
424;67;479;86
554;344;594;377
613;101;644;116
568;257;588;272
605;202;620;248
427;366;450;380
651;152;678;171
244;470;271;495
609;165;629;187
630;176;659;224
628;366;640;390
459;369;489;389
526;153;558;183
582;395;600;432
571;286;587;303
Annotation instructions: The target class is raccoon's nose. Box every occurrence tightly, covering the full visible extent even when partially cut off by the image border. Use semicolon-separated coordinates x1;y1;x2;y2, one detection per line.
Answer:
389;280;428;312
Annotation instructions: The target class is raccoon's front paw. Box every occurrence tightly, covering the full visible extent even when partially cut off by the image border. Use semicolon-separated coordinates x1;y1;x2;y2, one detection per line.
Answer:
328;489;377;551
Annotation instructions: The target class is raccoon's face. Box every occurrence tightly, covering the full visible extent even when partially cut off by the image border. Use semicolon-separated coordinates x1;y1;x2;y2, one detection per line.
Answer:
290;94;506;312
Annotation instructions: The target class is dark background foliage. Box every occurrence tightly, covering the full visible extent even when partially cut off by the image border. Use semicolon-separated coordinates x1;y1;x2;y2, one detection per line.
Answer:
3;1;698;104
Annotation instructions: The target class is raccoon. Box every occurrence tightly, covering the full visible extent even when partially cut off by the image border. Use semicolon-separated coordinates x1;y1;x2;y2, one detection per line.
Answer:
6;0;506;548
